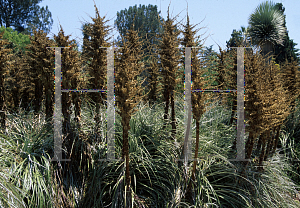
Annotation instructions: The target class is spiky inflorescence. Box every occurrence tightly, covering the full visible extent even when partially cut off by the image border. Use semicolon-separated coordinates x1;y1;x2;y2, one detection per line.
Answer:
53;26;88;206
214;47;228;106
180;14;213;122
157;8;182;139
145;51;162;108
9;53;35;114
26;29;54;117
243;50;291;171
280;59;300;117
114;25;146;205
57;33;84;131
81;4;112;139
0;31;12;131
143;26;166;108
4;53;20;113
180;14;214;204
53;26;77;136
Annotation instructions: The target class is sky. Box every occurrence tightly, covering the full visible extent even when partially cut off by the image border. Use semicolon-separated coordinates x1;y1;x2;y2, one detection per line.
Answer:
38;0;300;53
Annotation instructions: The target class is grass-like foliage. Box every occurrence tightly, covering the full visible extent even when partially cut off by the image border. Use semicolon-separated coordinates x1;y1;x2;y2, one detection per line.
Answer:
0;93;299;207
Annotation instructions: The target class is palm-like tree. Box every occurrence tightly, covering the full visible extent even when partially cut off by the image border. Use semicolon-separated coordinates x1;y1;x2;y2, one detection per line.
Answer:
248;1;286;60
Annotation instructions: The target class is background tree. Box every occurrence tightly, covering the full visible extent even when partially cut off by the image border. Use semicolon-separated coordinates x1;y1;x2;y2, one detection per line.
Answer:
213;46;227;105
157;7;182;140
226;26;252;49
0;26;31;57
0;0;53;34
200;45;219;89
226;29;244;48
114;4;165;100
23;5;53;35
81;22;92;64
273;3;300;65
248;1;286;61
227;2;300;66
144;49;163;108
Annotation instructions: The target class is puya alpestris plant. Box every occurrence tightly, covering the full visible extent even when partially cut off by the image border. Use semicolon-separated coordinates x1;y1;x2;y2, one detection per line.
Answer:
157;6;182;140
279;58;300;122
25;30;54;117
25;29;55;123
81;2;112;140
53;25;88;207
7;53;35;115
114;23;148;207
0;31;12;131
55;25;86;135
179;12;214;204
243;50;291;172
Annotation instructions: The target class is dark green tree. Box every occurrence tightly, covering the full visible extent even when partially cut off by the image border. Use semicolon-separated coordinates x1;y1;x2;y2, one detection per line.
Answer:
273;3;300;65
114;4;164;49
201;45;219;88
0;0;53;34
0;26;31;57
23;4;53;35
248;1;286;61
114;4;165;95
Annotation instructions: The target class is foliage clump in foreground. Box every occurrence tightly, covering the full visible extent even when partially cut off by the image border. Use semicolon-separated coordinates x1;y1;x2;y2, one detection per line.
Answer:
0;92;300;207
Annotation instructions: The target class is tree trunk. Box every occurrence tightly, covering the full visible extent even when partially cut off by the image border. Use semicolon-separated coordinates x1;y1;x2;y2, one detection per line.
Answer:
261;40;274;63
170;90;176;139
185;119;200;205
230;96;237;125
45;74;53;123
34;79;43;114
62;92;72;136
163;85;170;130
122;118;131;207
192;119;200;181
264;129;271;161
21;89;30;114
72;91;81;132
271;125;281;154
242;130;255;173
0;82;6;130
258;132;266;172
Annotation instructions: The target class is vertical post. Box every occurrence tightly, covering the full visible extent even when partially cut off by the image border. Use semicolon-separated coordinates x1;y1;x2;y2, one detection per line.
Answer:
184;47;192;164
51;47;71;162
236;47;245;160
48;46;121;162
228;47;251;162
180;46;251;162
107;47;115;160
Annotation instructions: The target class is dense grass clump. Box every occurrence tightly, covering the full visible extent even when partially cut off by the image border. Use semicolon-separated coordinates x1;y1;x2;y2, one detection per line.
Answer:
0;93;299;207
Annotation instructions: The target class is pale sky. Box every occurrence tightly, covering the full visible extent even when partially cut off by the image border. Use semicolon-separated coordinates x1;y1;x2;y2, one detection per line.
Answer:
38;0;300;53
